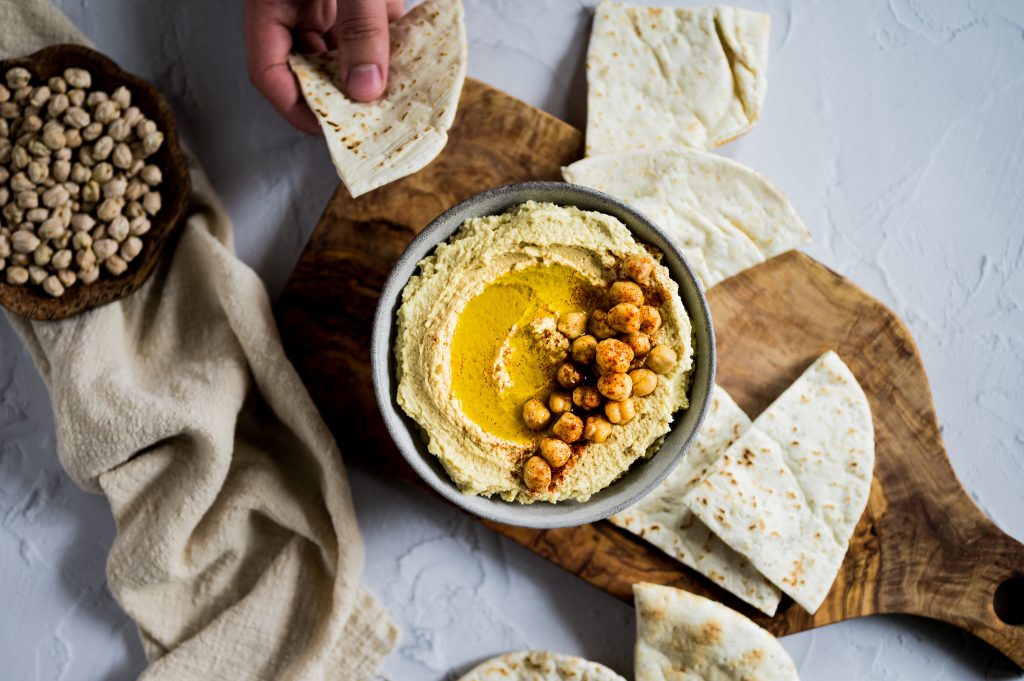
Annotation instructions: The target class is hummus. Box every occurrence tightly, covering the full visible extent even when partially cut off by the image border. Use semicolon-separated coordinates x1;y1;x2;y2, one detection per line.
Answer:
395;201;694;502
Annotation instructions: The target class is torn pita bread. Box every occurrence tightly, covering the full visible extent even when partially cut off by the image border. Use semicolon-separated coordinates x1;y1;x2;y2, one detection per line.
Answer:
634;583;799;681
289;0;467;198
585;2;771;155
457;650;626;681
609;386;781;615
563;148;810;289
683;352;874;613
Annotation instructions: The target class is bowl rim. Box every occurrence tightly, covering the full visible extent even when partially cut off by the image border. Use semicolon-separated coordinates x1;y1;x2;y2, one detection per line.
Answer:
371;180;716;529
0;43;191;321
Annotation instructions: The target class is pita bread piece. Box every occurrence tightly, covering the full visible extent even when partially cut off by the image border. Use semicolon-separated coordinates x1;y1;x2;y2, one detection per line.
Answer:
634;582;799;681
609;386;782;615
563;148;810;289
683;352;874;613
289;0;467;198
585;2;770;155
457;650;626;681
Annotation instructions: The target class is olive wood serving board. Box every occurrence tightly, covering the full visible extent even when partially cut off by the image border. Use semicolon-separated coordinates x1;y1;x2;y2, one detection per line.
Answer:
275;78;1024;667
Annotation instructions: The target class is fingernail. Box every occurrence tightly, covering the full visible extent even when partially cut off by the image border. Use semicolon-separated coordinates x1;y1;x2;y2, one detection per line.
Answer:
346;64;383;100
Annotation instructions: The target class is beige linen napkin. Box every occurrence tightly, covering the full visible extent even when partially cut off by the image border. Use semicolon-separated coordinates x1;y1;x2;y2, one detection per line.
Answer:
1;2;398;679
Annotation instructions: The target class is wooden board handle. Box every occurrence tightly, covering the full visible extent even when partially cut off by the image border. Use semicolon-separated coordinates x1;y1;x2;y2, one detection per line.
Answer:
900;492;1024;667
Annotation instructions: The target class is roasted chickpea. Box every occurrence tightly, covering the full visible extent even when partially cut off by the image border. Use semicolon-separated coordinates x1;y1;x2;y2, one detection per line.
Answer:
647;344;678;375
588;309;616;339
571;334;598;365
605;398;637;425
548;391;573;415
595;338;634;374
552;412;584;443
622;254;653;285
622;331;652;356
557;311;588;340
608;280;644;306
584;415;613;443
572;385;603;411
608;302;641;334
597;372;632;401
522;398;552;430
523;455;552;491
539;437;571;468
639;305;662;334
556;362;584;389
629;368;658;397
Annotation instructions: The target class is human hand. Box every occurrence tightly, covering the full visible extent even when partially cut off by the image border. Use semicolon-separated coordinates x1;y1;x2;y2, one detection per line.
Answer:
244;0;404;134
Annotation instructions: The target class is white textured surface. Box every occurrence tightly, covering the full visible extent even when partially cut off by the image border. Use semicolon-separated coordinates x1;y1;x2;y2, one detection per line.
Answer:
1;1;1022;679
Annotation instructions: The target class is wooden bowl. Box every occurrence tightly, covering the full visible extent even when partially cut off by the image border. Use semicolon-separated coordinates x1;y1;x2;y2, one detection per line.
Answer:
0;44;191;321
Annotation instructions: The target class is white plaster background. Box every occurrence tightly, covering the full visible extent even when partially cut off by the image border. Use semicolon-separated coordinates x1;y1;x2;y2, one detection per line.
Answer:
1;0;1022;679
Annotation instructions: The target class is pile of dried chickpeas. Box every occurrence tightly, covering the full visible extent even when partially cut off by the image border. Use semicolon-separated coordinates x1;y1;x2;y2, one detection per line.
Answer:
520;254;679;492
0;66;165;297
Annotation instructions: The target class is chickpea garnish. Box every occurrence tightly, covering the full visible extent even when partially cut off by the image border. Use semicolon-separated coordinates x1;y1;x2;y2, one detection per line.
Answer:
646;344;678;375
628;368;658;397
605;398;637;425
639;305;662;334
608;281;644;306
572;385;603;410
622;331;651;357
571;334;598;364
522;398;552;430
552;412;584;443
548;391;573;415
584;415;613;443
556;362;584;389
595;338;633;374
588;309;616;339
597;372;632;402
607;302;642;334
556;311;588;340
539;437;571;468
623;254;653;285
523;455;552;491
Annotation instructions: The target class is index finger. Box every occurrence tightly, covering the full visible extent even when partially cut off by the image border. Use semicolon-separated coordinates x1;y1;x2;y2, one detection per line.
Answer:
244;0;321;134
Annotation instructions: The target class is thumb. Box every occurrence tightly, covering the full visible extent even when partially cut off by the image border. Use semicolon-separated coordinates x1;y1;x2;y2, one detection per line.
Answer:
335;0;390;101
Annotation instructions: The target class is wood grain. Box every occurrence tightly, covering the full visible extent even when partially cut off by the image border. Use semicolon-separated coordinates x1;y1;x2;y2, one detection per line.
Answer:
275;77;1024;668
0;44;190;321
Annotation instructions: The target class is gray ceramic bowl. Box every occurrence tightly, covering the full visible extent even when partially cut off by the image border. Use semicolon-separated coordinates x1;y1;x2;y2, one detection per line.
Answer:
371;181;716;529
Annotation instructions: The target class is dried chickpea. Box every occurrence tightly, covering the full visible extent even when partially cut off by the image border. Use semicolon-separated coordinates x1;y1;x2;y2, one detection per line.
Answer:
570;334;598;365
572;385;602;411
608;303;641;334
605;398;637;425
6;266;29;285
548;391;573;415
556;311;587;340
597;372;632;402
628;369;658;397
538;437;571;468
523;455;551;492
608;281;644;306
595;338;633;374
57;268;76;288
104;253;128;275
522;398;551;431
551;412;583;444
639;305;662;334
41;274;64;297
646;345;678;375
556;362;583;389
583;415;612;444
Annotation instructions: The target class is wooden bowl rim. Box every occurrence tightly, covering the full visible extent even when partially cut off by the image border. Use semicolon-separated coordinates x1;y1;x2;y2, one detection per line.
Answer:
0;43;191;321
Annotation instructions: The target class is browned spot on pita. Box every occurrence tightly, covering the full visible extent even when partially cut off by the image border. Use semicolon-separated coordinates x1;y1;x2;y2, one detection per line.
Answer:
696;619;724;645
